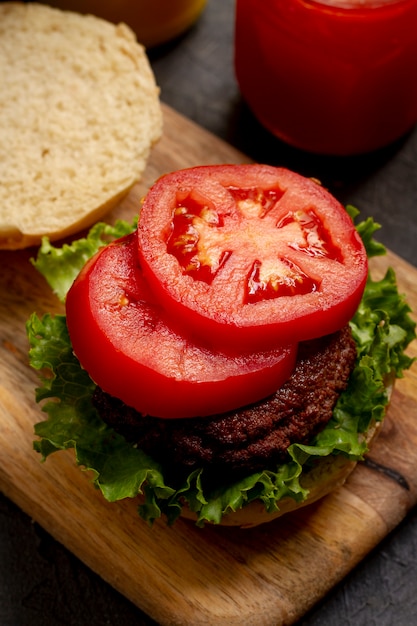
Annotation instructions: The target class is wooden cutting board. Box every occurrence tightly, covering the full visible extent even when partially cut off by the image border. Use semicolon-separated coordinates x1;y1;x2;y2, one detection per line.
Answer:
1;104;416;626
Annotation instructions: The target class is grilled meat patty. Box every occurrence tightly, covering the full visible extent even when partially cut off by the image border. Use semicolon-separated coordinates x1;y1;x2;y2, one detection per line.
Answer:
93;325;357;485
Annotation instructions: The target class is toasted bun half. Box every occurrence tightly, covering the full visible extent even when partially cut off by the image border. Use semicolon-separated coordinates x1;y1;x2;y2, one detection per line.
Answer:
180;382;393;528
0;3;162;250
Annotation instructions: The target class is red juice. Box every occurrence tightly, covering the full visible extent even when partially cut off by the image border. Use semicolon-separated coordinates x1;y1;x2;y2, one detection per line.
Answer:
235;0;417;155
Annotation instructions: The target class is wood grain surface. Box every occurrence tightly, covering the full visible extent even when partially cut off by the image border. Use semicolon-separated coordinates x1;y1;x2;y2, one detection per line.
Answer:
1;105;416;626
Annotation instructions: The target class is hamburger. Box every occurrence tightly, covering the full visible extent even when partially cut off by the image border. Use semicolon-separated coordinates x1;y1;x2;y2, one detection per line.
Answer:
27;164;415;527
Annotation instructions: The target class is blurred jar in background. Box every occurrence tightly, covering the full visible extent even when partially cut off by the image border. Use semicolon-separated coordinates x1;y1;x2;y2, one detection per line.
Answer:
235;0;417;155
47;0;206;48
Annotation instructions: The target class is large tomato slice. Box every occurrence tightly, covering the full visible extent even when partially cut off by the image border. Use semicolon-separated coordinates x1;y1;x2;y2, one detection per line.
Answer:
65;233;297;418
137;164;368;352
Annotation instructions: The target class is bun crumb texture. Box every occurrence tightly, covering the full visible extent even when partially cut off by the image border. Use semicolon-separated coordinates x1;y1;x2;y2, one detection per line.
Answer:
0;2;162;249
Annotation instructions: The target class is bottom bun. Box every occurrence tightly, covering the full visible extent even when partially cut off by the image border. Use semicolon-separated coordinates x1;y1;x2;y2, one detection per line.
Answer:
179;385;392;528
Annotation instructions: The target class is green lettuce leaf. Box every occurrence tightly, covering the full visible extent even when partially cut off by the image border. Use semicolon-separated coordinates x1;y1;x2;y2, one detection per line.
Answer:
31;219;137;302
27;212;416;526
346;205;386;259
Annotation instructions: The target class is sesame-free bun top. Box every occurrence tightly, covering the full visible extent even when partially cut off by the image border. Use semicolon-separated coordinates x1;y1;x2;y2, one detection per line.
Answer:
0;2;162;250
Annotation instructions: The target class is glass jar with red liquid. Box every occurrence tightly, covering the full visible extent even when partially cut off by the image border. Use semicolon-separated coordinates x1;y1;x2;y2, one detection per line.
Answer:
235;0;417;155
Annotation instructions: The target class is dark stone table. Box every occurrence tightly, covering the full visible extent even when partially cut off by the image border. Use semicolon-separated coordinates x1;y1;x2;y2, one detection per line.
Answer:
2;1;417;624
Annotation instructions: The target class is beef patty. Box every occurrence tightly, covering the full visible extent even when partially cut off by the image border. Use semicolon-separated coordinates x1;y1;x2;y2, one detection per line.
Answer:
93;325;357;486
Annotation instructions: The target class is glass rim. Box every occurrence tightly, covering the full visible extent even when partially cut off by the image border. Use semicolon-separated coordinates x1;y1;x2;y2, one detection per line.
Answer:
306;0;410;7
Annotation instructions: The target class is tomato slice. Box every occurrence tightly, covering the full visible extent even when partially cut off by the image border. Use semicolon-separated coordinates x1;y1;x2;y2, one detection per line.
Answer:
137;165;368;352
65;233;297;418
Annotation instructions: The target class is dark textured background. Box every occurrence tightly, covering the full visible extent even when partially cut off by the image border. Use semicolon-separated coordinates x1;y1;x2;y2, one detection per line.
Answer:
2;1;417;624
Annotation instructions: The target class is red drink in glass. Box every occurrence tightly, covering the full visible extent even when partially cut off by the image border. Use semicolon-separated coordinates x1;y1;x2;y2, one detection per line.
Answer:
235;0;417;155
